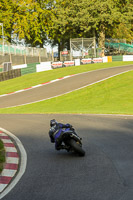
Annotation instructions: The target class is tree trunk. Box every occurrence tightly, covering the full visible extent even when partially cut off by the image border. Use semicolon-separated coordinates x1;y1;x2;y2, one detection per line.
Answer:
40;42;44;48
99;24;105;49
58;40;65;60
99;24;105;57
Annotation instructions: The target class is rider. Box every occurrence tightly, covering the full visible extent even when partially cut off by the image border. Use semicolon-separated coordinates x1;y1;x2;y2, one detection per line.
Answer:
49;119;73;150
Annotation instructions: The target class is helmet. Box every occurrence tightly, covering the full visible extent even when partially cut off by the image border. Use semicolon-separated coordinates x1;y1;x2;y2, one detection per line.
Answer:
50;119;57;127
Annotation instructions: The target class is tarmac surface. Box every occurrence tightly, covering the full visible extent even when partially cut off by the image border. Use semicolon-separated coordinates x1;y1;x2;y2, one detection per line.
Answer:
0;114;133;200
0;65;133;199
0;65;133;108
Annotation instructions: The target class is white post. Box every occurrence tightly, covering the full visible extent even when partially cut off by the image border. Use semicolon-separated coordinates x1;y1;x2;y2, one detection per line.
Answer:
82;38;84;58
70;38;72;61
38;48;41;63
0;23;4;55
94;37;96;57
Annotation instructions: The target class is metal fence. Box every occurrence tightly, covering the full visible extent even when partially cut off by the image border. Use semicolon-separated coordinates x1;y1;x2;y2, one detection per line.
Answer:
0;43;47;57
70;37;96;59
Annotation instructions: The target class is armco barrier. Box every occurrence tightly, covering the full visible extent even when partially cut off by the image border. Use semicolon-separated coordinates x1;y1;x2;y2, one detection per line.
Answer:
92;57;103;63
107;56;112;62
12;64;27;70
21;63;39;75
0;69;21;82
102;56;108;63
75;59;80;66
36;62;52;72
1;55;133;81
123;55;133;61
51;62;63;69
63;61;75;67
112;55;123;61
81;58;92;64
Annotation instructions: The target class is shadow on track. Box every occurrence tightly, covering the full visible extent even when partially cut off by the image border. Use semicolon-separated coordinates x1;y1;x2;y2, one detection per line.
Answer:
1;114;133;200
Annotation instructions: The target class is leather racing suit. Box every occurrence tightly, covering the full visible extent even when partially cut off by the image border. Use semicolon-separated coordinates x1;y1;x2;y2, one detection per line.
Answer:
49;122;72;150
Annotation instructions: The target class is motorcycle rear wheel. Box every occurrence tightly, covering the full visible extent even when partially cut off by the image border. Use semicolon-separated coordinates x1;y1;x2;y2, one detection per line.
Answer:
69;139;85;156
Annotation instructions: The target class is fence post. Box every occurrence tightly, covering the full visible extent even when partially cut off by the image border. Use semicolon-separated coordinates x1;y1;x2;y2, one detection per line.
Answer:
82;38;84;58
9;44;12;63
93;37;96;57
38;49;41;63
24;54;26;64
70;38;72;61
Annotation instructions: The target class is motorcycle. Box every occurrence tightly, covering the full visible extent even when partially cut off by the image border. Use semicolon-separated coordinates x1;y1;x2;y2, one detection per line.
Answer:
61;127;85;156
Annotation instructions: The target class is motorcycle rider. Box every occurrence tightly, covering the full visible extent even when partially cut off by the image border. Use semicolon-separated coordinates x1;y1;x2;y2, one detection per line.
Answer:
49;119;74;150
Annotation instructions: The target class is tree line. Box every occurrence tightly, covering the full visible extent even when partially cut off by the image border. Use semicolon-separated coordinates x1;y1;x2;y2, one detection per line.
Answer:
0;0;133;51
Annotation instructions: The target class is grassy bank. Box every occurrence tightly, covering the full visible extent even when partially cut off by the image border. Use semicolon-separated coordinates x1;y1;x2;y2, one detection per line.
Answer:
0;70;133;115
0;61;133;95
0;140;5;173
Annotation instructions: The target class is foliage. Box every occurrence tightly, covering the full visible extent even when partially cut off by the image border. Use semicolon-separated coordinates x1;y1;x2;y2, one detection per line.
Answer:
0;0;133;47
0;0;55;46
50;0;133;49
0;0;15;42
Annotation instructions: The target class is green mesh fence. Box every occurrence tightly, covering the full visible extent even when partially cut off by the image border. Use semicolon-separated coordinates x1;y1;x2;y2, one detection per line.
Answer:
105;42;133;53
0;44;3;52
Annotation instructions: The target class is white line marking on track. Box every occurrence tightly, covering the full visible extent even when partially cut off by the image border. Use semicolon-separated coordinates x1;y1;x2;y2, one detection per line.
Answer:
0;185;7;193
14;89;25;93
3;68;133;109
32;84;42;88
1;65;132;98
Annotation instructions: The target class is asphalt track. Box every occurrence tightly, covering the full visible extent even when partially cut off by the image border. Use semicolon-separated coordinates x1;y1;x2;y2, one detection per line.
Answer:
0;65;133;199
0;65;133;108
0;114;133;200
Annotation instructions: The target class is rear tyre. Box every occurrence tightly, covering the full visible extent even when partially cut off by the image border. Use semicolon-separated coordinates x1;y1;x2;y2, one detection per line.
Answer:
69;139;85;156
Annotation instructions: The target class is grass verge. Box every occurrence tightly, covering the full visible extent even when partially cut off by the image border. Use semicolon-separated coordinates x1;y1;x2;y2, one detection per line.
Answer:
0;61;133;95
0;70;133;115
0;140;5;173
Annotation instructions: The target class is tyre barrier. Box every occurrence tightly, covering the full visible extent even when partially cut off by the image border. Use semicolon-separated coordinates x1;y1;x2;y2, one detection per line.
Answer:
0;69;21;82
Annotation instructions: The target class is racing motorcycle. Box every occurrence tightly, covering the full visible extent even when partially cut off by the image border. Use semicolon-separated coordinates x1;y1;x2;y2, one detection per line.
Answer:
61;127;85;156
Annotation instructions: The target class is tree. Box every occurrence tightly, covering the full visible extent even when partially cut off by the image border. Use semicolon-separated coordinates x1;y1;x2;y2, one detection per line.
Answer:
0;0;16;43
12;0;49;47
111;0;133;42
0;0;55;47
49;0;133;49
0;0;133;48
48;0;94;51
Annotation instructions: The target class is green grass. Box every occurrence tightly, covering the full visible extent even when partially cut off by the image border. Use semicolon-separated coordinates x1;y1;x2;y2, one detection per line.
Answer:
0;61;133;95
0;140;5;173
0;70;133;115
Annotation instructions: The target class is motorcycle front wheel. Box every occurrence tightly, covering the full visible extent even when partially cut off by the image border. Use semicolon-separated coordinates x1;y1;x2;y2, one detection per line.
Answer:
69;139;85;156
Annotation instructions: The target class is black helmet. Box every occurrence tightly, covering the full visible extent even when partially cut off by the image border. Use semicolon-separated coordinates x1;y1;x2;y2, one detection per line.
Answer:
50;119;57;127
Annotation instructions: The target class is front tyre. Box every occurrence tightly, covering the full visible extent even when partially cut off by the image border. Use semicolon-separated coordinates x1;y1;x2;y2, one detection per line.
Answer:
69;139;85;156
